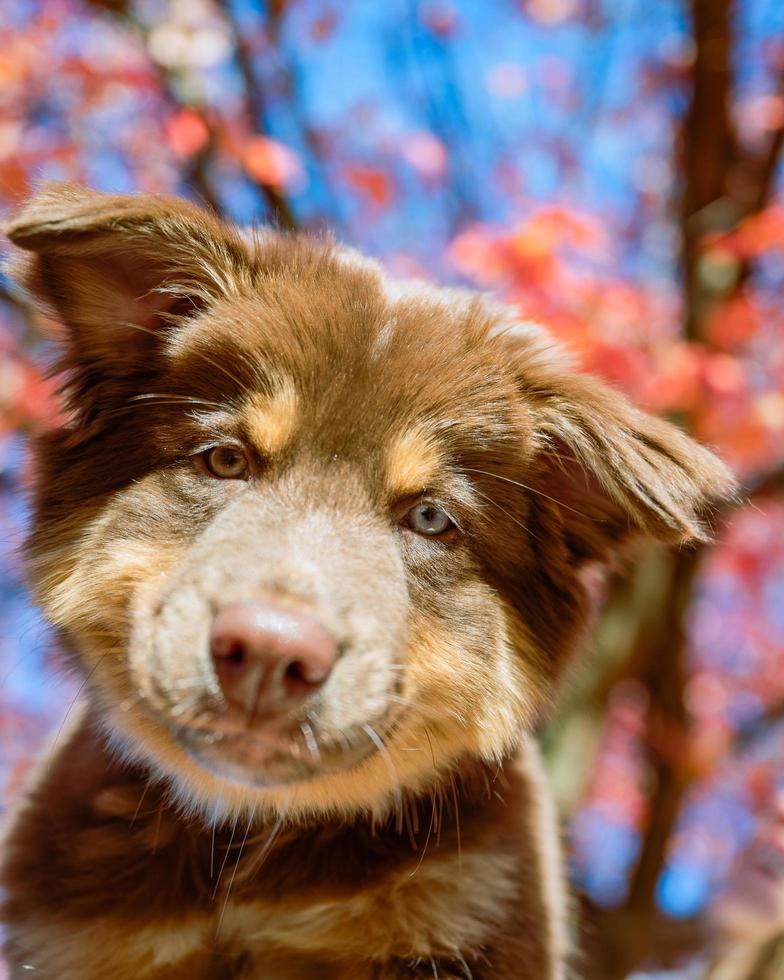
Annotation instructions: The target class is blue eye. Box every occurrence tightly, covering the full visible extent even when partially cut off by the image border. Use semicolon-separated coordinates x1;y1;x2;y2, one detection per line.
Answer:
406;502;455;536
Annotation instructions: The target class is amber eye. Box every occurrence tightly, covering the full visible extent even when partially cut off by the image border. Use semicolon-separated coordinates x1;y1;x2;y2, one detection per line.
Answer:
203;445;249;480
405;501;455;537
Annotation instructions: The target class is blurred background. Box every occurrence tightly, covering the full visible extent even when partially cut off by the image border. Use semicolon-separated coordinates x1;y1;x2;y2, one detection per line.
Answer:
1;1;783;977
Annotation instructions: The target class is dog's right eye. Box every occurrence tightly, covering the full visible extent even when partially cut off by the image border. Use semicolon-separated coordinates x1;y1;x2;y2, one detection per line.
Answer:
203;446;249;480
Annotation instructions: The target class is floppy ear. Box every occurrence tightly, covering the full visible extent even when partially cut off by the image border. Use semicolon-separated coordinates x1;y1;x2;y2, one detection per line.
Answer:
496;324;739;559
4;183;253;421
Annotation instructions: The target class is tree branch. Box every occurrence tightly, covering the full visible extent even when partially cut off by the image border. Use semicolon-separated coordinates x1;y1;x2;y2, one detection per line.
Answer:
681;0;738;341
86;0;299;229
602;548;704;978
84;0;224;215
223;7;297;231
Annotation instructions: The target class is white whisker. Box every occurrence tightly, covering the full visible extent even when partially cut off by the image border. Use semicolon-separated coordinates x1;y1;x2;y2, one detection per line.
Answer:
215;818;252;937
462;465;586;518
362;723;403;824
300;721;321;763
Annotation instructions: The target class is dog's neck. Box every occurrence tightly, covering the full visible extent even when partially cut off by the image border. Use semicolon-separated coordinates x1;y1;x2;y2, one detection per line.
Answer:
43;705;526;909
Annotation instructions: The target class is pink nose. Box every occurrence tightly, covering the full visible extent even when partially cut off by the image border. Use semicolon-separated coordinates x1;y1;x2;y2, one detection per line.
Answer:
209;601;336;717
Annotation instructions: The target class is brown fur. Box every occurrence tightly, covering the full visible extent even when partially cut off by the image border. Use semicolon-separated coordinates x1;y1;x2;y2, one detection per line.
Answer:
1;184;738;979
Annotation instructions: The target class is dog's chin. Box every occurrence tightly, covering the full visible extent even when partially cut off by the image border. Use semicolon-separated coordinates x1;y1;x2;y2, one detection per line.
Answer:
170;722;381;790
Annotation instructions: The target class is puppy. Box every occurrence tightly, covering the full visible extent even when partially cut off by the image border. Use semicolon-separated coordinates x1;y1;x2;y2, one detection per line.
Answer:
0;184;736;979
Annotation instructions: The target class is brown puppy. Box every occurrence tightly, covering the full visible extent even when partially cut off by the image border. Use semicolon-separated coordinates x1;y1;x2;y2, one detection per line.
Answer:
1;185;736;979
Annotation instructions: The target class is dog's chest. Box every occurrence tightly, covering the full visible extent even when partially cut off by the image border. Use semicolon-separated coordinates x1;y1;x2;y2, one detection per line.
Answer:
89;848;518;979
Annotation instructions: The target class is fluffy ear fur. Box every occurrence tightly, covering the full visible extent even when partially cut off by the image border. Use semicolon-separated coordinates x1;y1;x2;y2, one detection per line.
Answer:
4;183;253;419
496;323;739;558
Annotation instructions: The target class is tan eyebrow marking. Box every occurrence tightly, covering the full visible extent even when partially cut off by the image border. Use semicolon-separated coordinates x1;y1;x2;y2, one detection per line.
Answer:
243;377;299;455
385;423;446;498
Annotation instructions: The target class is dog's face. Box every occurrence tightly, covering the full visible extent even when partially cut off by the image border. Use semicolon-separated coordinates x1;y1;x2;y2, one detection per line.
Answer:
6;185;736;820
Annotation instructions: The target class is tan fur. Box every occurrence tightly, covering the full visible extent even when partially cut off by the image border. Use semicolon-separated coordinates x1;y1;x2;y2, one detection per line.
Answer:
1;185;738;979
222;849;519;959
384;424;446;499
243;379;300;456
12;919;209;979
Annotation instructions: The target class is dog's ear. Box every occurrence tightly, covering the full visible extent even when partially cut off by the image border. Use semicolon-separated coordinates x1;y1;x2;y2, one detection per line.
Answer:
495;323;739;559
4;183;253;416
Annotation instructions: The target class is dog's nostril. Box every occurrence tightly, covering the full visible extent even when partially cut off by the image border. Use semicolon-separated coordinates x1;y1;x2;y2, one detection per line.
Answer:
222;643;246;668
285;660;306;682
282;658;319;697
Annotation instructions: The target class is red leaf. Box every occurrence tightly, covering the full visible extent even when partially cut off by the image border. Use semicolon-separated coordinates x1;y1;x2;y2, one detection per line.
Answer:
706;292;759;350
241;136;304;189
345;166;393;207
166;109;209;158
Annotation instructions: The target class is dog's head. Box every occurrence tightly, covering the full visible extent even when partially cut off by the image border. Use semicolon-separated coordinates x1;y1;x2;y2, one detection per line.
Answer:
6;185;737;820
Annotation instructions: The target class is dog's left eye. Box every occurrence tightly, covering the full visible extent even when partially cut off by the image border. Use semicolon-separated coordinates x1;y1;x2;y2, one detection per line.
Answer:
405;502;455;537
203;446;249;480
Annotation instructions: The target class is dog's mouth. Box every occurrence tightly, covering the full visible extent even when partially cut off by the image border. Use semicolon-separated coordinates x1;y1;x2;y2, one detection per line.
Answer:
158;708;403;789
127;589;410;789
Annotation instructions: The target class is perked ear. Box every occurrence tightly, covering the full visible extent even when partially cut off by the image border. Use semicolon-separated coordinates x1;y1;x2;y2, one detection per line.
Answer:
4;183;253;417
496;324;739;557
